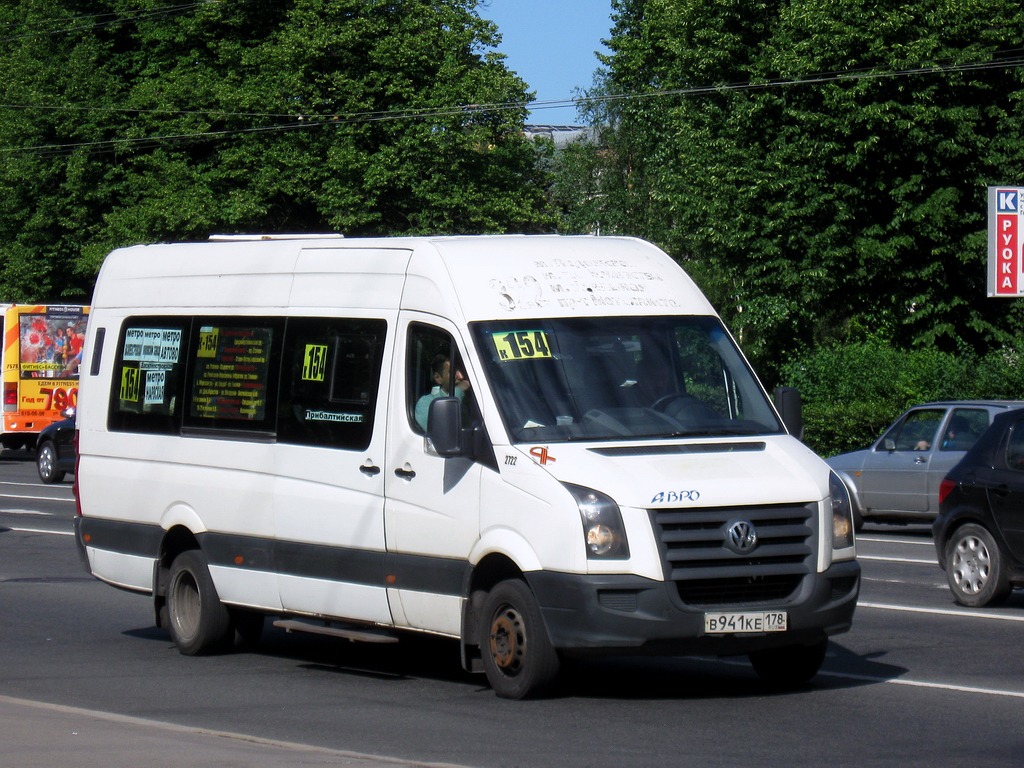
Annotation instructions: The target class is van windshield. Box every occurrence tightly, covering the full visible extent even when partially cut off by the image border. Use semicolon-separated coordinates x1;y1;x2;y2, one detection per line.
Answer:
470;316;784;443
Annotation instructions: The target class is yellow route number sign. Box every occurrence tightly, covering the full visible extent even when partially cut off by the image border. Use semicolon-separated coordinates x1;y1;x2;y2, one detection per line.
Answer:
492;330;552;361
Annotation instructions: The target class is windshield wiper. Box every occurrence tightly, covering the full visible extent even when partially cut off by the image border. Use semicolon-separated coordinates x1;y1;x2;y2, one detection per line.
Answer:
668;425;770;438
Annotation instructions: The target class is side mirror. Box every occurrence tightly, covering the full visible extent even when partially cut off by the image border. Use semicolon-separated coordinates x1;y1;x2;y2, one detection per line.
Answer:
774;386;804;440
426;397;464;457
883;438;896;452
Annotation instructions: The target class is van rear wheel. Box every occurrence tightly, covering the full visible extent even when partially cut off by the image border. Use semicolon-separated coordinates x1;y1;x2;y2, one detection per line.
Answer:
479;579;560;699
166;549;232;655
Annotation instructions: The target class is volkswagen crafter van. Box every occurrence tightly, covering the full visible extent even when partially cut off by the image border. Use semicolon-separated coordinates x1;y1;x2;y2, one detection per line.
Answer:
74;234;859;698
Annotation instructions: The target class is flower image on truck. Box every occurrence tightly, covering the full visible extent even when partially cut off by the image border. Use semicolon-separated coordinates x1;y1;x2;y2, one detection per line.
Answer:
73;235;859;699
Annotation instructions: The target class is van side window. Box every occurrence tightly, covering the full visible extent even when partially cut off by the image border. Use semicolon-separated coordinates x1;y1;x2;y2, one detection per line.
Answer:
108;318;189;434
407;324;465;434
182;318;282;434
277;318;386;450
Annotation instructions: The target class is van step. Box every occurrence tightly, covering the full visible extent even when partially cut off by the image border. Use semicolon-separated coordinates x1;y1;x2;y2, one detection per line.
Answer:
273;619;399;644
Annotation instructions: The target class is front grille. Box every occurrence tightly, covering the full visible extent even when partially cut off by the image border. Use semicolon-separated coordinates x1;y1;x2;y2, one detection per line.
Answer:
650;503;816;607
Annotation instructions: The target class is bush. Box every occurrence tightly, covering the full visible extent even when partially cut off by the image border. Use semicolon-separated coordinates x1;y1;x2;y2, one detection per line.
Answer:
778;339;1024;457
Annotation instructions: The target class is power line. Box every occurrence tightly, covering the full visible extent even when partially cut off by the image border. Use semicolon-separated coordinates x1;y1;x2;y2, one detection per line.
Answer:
0;2;221;42
2;52;1023;157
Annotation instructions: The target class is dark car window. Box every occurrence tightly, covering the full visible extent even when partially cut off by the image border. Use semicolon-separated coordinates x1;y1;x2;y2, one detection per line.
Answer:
1005;419;1024;470
939;408;989;452
883;408;945;451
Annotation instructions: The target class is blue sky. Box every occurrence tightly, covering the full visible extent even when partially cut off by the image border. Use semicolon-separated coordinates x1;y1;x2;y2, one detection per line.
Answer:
479;0;613;126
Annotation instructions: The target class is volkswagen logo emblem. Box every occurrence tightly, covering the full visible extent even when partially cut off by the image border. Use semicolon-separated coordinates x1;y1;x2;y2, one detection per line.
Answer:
725;520;758;554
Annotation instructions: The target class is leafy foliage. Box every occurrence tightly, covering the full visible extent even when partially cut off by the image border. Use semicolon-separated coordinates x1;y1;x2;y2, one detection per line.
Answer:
781;339;1024;456
0;0;556;302
558;0;1024;384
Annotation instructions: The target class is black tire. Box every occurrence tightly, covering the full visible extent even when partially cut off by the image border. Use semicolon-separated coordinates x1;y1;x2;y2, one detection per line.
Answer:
36;441;65;484
749;639;828;689
166;549;232;655
479;580;560;699
945;523;1011;607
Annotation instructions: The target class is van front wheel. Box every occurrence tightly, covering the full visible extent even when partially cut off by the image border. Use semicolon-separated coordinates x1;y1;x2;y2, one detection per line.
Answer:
166;549;232;655
479;580;560;699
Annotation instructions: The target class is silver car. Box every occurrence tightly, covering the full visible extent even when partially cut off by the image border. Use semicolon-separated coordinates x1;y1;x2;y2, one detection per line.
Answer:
827;401;1024;529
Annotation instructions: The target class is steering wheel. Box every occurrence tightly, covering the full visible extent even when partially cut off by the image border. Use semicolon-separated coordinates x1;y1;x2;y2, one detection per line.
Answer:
651;393;694;412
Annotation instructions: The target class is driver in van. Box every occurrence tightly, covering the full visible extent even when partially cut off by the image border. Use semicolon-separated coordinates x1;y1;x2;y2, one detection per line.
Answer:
415;353;471;431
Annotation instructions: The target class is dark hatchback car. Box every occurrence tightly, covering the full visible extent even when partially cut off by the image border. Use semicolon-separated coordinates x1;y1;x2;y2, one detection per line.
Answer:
35;408;76;484
933;408;1024;607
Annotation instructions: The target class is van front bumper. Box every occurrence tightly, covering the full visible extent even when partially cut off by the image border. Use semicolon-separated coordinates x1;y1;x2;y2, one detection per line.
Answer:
524;559;860;656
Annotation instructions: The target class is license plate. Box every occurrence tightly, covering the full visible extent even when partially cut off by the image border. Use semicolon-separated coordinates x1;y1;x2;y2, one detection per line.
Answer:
704;611;788;634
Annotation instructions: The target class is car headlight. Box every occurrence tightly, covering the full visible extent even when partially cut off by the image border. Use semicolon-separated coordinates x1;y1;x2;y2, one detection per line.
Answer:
830;471;855;550
564;483;630;560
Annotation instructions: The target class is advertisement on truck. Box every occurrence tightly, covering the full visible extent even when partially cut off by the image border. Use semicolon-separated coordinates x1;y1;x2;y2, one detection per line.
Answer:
1;304;89;449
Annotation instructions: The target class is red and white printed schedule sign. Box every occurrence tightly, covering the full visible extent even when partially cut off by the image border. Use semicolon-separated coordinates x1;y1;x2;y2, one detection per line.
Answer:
989;187;1024;297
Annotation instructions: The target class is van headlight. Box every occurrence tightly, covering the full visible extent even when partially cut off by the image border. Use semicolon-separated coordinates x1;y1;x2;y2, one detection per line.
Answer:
564;483;630;559
830;471;855;550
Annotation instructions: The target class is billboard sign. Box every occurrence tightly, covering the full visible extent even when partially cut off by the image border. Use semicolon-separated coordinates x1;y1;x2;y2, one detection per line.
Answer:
989;187;1024;297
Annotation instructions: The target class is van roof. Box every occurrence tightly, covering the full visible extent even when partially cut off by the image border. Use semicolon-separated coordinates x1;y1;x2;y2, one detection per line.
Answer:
91;235;716;321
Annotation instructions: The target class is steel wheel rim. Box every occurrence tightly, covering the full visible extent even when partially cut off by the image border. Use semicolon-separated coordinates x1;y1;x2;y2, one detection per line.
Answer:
170;571;201;640
951;535;990;595
488;605;526;676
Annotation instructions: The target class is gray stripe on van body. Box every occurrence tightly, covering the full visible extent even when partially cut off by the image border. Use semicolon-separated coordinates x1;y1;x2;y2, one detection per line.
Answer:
78;517;467;597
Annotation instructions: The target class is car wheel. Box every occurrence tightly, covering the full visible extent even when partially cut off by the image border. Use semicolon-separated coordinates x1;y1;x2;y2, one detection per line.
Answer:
479;579;560;699
166;549;232;655
749;639;828;689
945;523;1011;607
36;441;65;484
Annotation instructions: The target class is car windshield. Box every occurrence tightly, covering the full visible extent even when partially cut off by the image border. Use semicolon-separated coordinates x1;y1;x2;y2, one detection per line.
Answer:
470;316;783;443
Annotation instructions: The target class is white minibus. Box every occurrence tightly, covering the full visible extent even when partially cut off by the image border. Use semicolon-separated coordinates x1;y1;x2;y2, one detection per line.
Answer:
74;234;859;698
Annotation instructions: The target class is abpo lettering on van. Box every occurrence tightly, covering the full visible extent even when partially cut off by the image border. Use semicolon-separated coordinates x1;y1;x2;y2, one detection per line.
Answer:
650;490;701;504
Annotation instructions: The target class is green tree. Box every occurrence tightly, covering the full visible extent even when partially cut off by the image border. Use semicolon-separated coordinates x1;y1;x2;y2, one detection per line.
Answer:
0;0;555;302
561;0;1024;380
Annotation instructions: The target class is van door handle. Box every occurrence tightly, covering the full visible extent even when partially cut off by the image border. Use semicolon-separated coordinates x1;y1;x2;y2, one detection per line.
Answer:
394;466;417;480
360;462;381;477
914;457;927;464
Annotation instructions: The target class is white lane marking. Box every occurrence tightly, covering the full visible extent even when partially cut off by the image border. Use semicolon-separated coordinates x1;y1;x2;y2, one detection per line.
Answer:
859;600;1024;622
1;509;53;517
859;555;935;565
822;669;1024;699
718;656;1024;699
6;527;72;536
